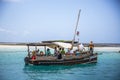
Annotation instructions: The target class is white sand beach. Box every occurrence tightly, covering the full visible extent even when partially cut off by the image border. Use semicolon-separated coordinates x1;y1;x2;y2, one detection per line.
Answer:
93;47;120;52
0;45;120;52
0;45;27;48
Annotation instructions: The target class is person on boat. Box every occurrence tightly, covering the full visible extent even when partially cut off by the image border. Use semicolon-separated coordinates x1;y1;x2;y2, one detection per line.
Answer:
70;49;74;55
57;46;60;51
61;48;65;55
57;51;62;59
88;41;94;54
40;51;44;56
57;47;63;59
36;49;40;56
78;43;85;52
66;48;70;55
66;48;74;55
46;48;51;56
31;50;36;60
66;46;74;55
59;48;62;53
54;47;58;56
75;49;80;56
36;49;39;53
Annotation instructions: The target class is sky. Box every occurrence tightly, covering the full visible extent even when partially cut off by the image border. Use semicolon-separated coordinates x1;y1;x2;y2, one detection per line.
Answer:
0;0;120;43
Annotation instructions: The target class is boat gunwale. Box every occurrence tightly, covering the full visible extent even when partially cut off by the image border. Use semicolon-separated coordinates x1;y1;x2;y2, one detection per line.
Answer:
29;53;97;62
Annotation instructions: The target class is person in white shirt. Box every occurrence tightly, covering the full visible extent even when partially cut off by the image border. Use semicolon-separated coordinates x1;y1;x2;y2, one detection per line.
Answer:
66;48;74;55
78;43;85;52
70;49;74;54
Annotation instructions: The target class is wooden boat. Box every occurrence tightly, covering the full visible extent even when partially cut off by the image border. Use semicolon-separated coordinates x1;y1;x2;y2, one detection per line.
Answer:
24;9;98;65
24;42;97;65
29;54;97;65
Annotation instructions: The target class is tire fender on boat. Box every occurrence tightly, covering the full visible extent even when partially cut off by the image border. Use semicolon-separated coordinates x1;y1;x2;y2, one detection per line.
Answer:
24;57;29;65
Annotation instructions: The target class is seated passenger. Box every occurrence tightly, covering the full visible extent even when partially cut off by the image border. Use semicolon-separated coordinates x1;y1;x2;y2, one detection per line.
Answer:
70;49;74;55
54;47;58;56
75;49;80;56
66;48;71;55
66;48;74;55
32;50;36;60
32;50;36;56
40;51;44;56
57;51;62;59
31;55;36;60
46;48;51;56
36;49;40;56
36;49;39;53
61;48;65;55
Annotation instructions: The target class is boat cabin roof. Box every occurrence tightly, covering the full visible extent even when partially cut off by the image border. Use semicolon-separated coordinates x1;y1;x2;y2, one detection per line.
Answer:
26;41;78;49
42;40;78;44
26;43;56;46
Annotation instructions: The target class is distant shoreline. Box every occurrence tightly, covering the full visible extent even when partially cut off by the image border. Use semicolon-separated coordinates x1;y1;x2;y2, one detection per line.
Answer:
0;42;120;47
83;43;120;47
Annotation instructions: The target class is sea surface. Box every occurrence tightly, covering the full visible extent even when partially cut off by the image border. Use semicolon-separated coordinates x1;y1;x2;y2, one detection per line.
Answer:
0;47;120;80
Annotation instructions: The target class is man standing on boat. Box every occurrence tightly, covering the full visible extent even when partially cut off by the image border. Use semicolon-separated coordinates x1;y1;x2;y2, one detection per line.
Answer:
88;41;94;54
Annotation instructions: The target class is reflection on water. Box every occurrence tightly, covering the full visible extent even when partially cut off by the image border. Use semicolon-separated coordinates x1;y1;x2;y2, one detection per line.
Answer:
23;64;97;80
23;63;97;71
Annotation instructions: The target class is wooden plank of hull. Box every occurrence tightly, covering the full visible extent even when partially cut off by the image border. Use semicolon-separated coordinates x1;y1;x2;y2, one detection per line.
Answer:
28;54;97;65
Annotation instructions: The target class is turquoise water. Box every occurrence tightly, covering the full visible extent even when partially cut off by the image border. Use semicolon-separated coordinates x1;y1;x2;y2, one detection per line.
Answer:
0;48;120;80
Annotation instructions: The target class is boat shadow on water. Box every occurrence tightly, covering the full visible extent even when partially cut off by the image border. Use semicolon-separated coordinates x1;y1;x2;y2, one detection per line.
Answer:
23;63;97;73
23;63;97;80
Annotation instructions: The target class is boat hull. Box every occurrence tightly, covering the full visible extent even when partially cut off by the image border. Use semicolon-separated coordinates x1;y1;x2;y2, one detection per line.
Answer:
25;53;97;65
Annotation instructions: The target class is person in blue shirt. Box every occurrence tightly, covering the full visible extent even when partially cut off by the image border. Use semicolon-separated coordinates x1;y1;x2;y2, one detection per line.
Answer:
46;48;51;56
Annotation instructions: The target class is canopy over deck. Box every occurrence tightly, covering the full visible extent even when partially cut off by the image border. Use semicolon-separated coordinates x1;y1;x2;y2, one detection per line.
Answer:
53;42;72;48
26;40;79;49
42;40;78;44
26;43;56;46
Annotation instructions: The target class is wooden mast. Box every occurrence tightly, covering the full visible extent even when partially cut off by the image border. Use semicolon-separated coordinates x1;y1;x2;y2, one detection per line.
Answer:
71;9;81;49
